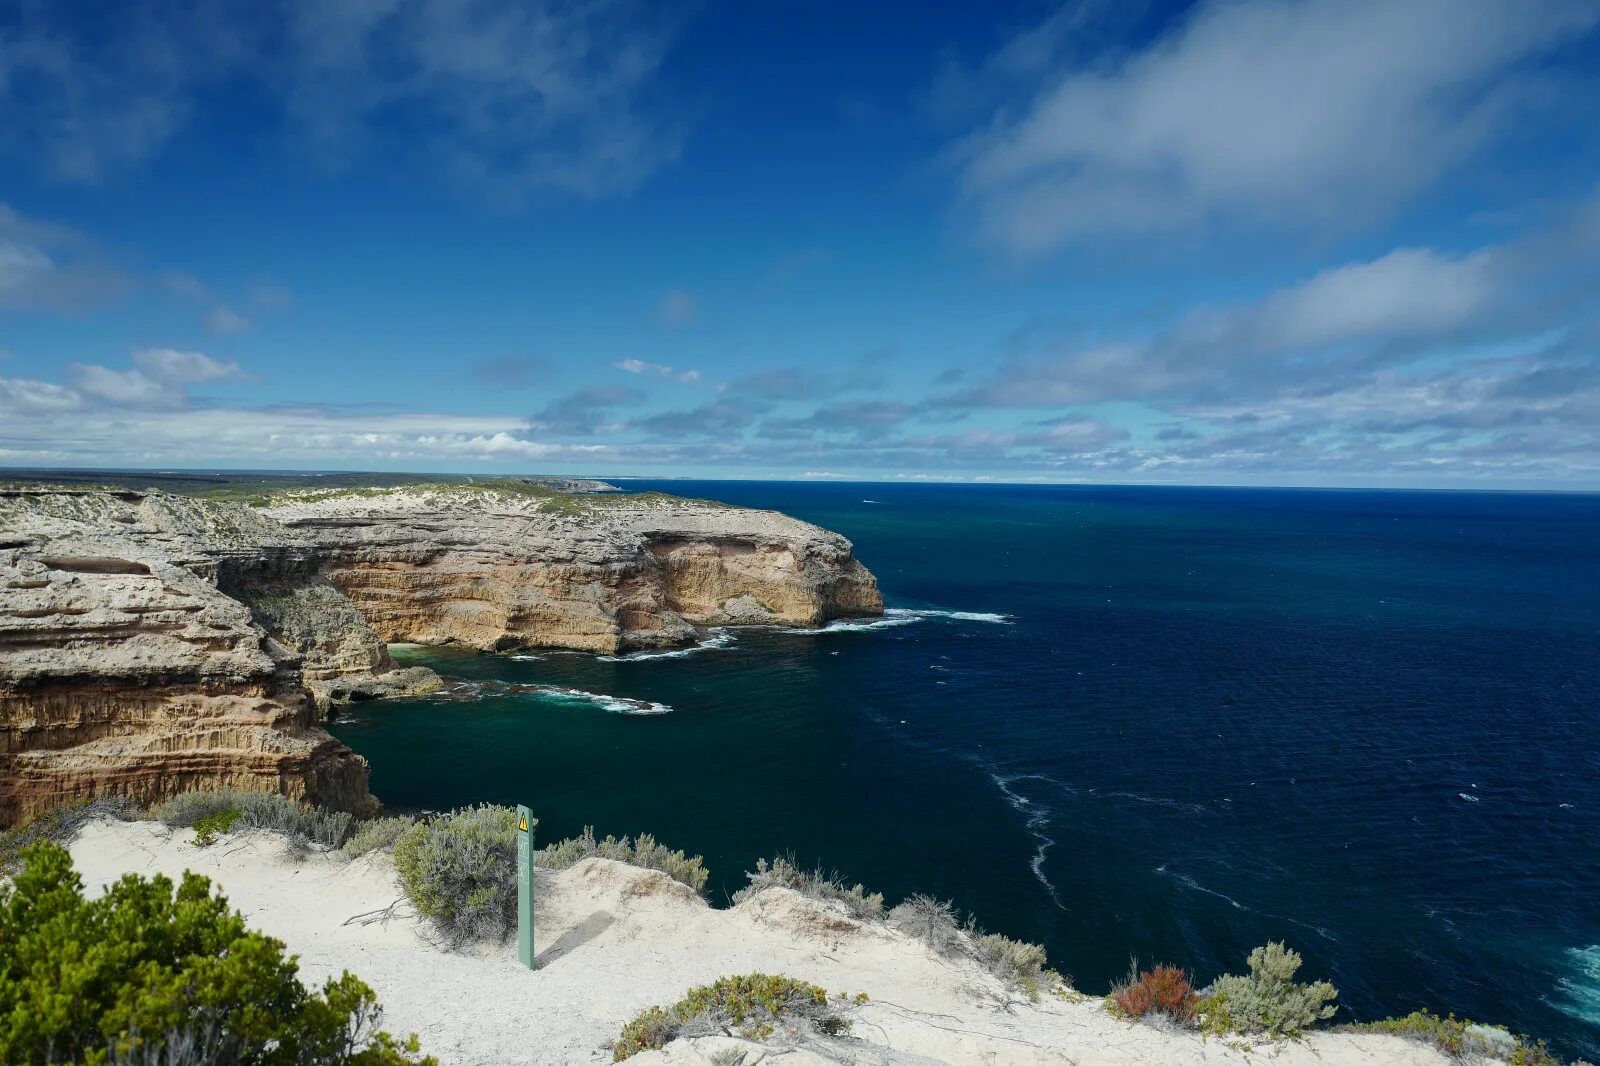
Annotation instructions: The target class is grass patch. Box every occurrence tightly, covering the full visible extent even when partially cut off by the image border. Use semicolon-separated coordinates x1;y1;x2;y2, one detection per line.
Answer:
151;789;354;853
536;826;709;894
0;797;133;874
733;855;885;921
612;974;859;1061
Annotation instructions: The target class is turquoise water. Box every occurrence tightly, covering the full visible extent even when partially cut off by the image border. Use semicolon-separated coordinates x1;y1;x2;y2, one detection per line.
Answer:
330;482;1600;1057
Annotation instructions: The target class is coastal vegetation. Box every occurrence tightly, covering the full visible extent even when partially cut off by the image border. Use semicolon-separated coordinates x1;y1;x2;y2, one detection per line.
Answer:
0;842;430;1065
153;790;354;856
1342;1011;1565;1065
1110;963;1199;1024
7;791;1590;1062
611;973;859;1061
1199;941;1339;1037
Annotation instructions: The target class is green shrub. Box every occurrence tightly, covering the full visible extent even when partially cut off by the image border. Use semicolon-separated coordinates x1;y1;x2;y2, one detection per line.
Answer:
612;974;855;1061
152;790;353;852
1203;941;1337;1037
0;842;431;1065
537;826;709;894
192;809;243;846
1344;1010;1558;1064
392;805;518;946
0;797;133;874
340;816;418;859
974;932;1055;1001
732;856;884;920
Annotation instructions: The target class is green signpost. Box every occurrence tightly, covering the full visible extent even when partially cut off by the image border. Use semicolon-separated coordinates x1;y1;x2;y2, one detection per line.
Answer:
516;804;536;969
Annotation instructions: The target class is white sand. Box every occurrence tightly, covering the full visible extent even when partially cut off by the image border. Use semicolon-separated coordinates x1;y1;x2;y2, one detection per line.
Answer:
66;819;1460;1066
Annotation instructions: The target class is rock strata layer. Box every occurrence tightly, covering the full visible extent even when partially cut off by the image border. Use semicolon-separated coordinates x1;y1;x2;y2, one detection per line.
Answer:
0;486;880;826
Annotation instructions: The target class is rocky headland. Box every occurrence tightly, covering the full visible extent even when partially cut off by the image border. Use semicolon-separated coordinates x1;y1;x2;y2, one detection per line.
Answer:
0;482;881;827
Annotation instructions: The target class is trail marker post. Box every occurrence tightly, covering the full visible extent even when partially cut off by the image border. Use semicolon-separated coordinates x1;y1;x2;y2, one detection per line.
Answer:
516;804;536;969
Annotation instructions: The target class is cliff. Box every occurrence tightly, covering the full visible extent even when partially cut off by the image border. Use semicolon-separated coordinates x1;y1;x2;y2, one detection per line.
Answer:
0;484;881;827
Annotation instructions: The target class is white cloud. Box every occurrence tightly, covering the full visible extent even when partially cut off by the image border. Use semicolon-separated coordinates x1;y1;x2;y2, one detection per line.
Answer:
0;204;130;312
613;357;700;382
952;0;1598;254
0;2;684;199
1;349;247;415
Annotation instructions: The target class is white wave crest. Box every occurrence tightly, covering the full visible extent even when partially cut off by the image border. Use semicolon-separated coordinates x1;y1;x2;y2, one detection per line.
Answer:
992;774;1066;910
1555;945;1600;1026
416;679;671;715
537;686;672;715
779;607;1014;635
598;628;738;661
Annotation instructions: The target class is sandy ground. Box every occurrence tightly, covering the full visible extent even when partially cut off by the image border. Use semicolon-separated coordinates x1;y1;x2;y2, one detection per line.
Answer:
65;818;1461;1066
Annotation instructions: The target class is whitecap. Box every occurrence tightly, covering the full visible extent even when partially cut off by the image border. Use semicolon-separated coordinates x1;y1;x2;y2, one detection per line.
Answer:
1458;792;1480;803
536;686;672;715
597;628;737;661
1553;945;1600;1026
778;607;1014;635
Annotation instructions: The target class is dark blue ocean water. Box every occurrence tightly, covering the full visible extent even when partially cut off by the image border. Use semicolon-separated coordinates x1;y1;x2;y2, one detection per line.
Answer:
330;482;1600;1057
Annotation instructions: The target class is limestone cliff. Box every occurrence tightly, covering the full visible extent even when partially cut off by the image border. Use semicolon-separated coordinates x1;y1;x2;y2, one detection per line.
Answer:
264;488;882;653
0;484;881;827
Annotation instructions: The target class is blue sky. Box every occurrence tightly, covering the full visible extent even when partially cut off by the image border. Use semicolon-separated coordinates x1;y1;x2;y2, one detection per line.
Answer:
2;0;1598;487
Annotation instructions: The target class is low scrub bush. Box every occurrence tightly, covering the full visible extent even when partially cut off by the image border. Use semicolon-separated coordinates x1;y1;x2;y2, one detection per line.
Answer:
0;796;132;874
1110;964;1198;1024
1344;1011;1558;1064
152;789;354;852
732;856;884;921
0;842;431;1065
537;826;709;894
974;932;1056;1001
1202;941;1337;1037
887;894;962;954
612;973;858;1061
392;805;517;946
340;815;418;859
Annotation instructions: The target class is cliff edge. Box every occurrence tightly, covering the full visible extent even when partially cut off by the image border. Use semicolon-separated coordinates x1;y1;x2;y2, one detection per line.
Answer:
0;484;881;826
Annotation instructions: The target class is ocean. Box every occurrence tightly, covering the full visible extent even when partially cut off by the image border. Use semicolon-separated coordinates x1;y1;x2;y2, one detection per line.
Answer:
328;481;1600;1057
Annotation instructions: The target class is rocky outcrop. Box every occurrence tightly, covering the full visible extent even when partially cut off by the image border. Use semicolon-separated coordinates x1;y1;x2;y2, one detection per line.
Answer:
265;489;882;654
0;485;880;827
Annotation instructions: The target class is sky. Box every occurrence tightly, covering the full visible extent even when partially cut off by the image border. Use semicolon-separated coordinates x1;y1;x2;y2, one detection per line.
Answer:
2;0;1599;488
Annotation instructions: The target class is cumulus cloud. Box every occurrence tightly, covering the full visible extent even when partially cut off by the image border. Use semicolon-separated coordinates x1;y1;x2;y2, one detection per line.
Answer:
1;348;246;416
0;1;685;199
944;194;1600;409
949;0;1599;254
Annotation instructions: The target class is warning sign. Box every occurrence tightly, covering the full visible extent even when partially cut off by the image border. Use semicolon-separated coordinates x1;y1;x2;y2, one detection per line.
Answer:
518;812;529;832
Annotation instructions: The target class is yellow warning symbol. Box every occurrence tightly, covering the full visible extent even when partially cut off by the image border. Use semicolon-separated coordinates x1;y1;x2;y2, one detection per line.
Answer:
518;812;529;832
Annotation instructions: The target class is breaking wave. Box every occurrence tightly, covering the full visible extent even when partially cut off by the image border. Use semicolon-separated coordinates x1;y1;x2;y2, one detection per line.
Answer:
1554;945;1600;1027
422;679;671;715
597;628;738;661
780;607;1014;634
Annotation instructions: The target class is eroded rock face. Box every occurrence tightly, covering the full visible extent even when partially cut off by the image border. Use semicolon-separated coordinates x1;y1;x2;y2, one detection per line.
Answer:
264;490;882;654
0;486;880;827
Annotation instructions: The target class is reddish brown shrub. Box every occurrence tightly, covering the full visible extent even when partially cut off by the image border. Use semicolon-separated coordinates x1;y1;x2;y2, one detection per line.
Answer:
1112;964;1198;1023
